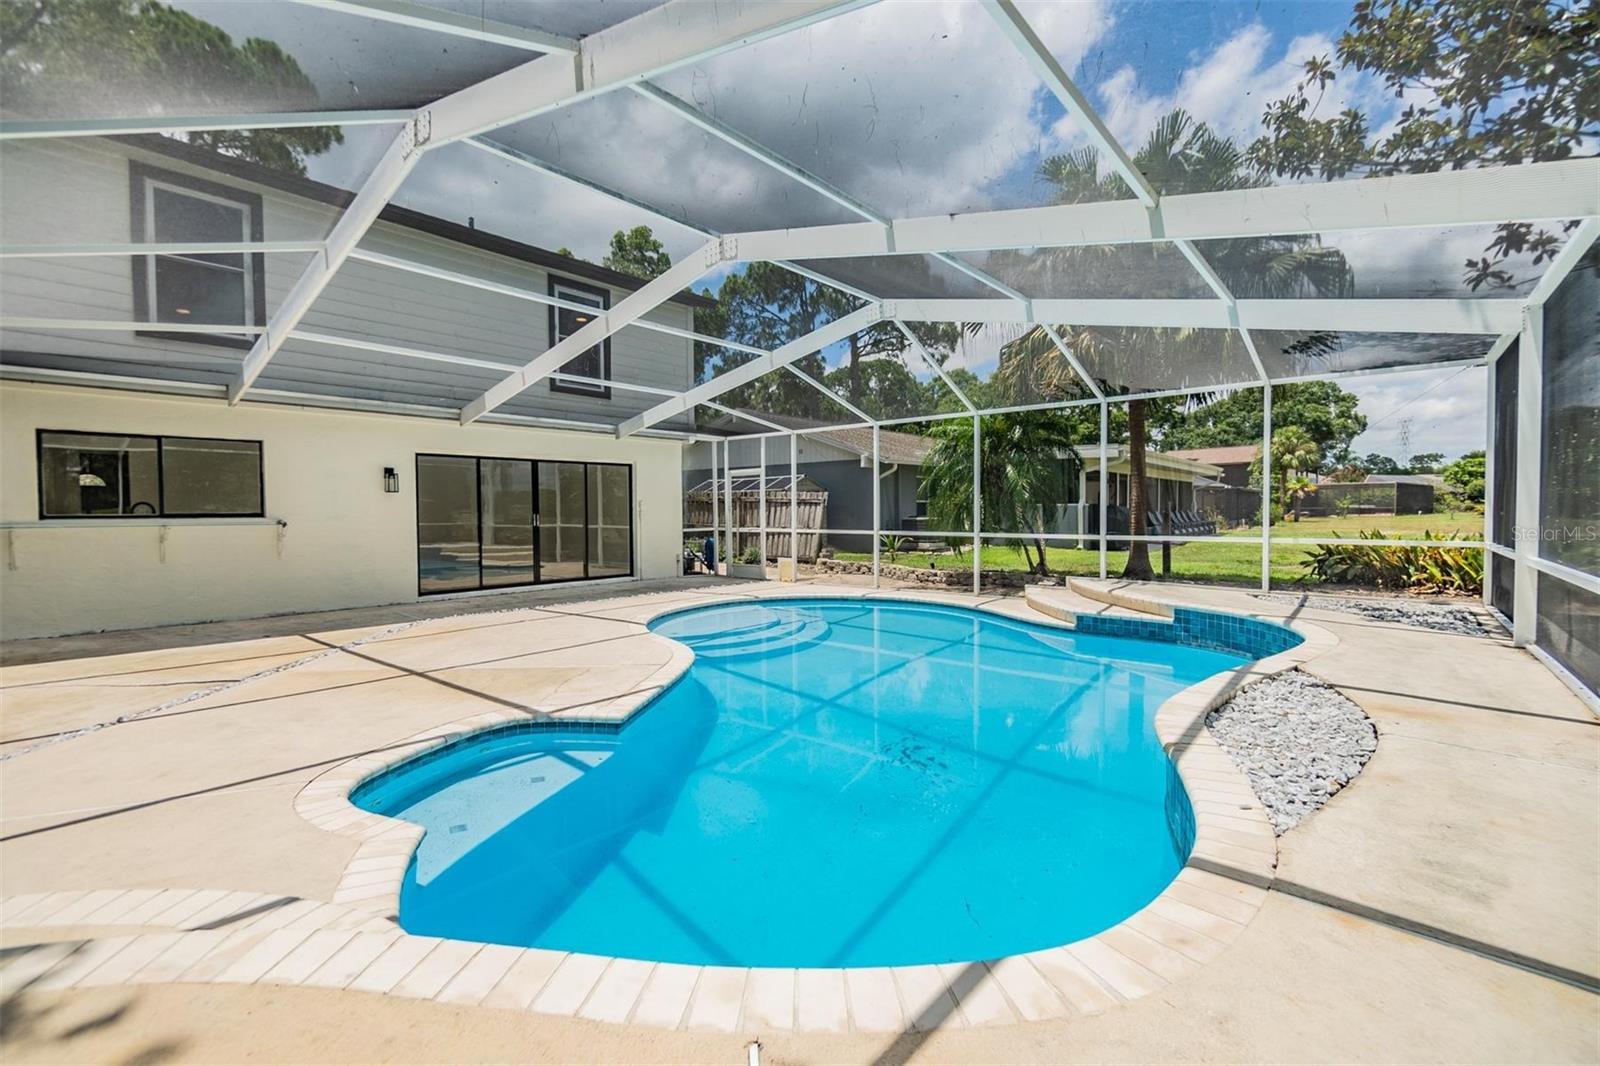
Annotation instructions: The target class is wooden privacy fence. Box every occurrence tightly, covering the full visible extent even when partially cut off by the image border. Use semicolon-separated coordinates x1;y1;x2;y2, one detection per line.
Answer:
685;489;828;561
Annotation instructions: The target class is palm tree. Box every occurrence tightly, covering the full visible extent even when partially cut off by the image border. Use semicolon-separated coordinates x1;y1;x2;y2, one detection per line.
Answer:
987;109;1353;579
1284;473;1318;522
1271;426;1321;516
919;411;1081;576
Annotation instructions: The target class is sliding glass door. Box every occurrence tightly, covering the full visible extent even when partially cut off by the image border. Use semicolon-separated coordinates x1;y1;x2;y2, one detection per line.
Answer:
416;454;633;595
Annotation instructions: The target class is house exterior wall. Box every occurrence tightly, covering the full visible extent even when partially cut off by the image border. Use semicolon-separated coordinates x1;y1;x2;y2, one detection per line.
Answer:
685;441;925;553
0;138;697;430
0;381;685;640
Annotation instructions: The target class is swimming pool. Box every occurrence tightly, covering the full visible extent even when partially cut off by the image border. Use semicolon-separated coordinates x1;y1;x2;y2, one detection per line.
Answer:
353;598;1255;968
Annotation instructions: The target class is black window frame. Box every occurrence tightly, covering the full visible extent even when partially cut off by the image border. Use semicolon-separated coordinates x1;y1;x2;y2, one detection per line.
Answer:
413;452;634;596
36;428;266;520
547;275;612;399
129;161;267;351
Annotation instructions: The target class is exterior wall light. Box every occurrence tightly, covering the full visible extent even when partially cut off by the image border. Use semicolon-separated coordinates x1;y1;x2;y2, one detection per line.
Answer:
383;467;400;493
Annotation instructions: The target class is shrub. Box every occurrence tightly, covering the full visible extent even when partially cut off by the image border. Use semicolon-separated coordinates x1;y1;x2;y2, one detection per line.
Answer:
737;544;762;565
1300;529;1483;594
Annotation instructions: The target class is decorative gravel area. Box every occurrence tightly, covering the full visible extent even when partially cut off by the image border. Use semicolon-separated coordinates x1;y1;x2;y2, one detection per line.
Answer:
1206;670;1378;833
1253;591;1490;637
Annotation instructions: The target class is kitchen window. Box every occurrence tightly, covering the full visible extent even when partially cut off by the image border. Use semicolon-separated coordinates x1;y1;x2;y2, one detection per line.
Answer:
37;430;265;518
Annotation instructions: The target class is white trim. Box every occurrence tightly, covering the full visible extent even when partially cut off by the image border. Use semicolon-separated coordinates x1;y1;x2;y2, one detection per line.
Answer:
1512;304;1542;644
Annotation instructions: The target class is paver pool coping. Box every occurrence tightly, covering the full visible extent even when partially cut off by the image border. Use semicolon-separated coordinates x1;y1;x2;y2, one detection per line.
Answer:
3;583;1337;1034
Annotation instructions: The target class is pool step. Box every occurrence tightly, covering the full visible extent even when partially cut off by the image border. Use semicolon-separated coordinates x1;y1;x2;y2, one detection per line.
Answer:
688;616;831;658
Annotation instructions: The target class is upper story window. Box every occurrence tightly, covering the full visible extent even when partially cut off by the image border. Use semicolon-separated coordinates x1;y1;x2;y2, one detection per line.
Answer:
548;276;611;398
130;162;266;349
37;430;264;519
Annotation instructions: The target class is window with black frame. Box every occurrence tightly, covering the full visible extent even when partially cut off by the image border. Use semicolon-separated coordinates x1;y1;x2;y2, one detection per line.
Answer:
130;162;266;347
547;277;611;397
37;431;264;518
416;454;632;594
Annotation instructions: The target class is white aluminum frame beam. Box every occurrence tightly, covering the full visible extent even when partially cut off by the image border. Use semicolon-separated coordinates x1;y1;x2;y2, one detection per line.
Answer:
885;297;1520;334
231;119;428;402
290;0;578;53
461;239;727;422
0;111;410;140
426;0;870;144
619;303;884;436
0;241;324;259
732;158;1599;262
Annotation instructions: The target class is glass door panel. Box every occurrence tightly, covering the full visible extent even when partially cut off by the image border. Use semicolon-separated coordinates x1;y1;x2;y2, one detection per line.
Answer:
417;455;480;593
480;458;535;588
539;461;588;582
587;464;632;578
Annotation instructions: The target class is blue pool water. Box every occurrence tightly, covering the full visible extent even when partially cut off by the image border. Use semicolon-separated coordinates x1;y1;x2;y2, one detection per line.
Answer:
353;599;1251;967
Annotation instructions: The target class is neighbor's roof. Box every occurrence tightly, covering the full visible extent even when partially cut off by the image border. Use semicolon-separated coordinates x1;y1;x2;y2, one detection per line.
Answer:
1365;473;1446;486
810;425;933;465
1165;444;1260;466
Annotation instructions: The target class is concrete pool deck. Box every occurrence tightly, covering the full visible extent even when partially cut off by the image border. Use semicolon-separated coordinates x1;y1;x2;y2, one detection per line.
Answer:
1;578;1596;1063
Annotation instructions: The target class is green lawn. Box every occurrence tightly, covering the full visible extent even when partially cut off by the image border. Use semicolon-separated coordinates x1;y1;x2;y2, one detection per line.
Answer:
842;511;1486;587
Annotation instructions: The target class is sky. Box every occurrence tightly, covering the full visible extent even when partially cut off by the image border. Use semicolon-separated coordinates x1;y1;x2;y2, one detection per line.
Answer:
165;0;1509;450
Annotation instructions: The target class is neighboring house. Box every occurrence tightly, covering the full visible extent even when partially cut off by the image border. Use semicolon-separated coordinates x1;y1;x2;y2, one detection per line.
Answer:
688;420;1222;552
0;135;710;639
687;416;930;552
1164;444;1259;488
1058;448;1223;540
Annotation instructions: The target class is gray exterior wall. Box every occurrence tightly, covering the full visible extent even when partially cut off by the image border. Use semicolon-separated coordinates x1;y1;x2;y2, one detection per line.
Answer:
685;439;924;553
0;138;697;430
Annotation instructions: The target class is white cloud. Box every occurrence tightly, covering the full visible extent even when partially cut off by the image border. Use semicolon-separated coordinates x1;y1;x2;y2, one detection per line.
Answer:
1094;24;1386;152
1347;365;1486;461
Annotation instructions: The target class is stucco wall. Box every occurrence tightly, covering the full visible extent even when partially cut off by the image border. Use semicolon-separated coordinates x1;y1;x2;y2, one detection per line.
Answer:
0;382;685;639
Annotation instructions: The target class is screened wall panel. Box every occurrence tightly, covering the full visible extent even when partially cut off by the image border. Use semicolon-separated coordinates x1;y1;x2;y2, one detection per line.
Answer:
1538;248;1600;577
1536;574;1600;696
1492;344;1520;549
